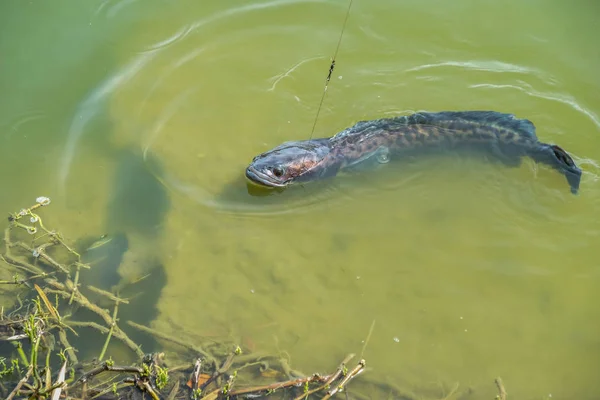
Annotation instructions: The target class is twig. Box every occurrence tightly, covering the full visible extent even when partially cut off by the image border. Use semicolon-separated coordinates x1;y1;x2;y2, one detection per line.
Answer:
360;320;376;359
45;284;111;325
63;318;143;359
58;328;79;364
323;353;355;389
86;285;129;304
6;364;33;400
0;271;53;285
440;381;460;400
86;379;133;399
228;372;333;396
46;231;81;259
495;377;507;400
217;351;237;374
68;264;82;305
2;252;46;275
73;362;143;387
322;359;366;400
139;380;160;400
198;346;242;392
294;354;355;400
230;352;273;367
98;301;120;361
67;320;111;333
14;242;69;274
126;320;216;365
189;358;202;390
45;281;143;358
3;227;11;247
278;352;304;379
166;379;179;400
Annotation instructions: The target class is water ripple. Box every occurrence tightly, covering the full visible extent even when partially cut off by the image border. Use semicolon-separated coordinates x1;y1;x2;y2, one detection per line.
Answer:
142;87;198;162
136;45;207;118
2;110;46;140
267;55;325;92
106;0;138;19
61;0;348;215
470;82;600;129
137;24;314;118
158;172;347;217
63;1;599;220
177;0;339;45
58;50;158;197
405;59;547;76
139;83;350;217
144;24;192;52
94;0;139;20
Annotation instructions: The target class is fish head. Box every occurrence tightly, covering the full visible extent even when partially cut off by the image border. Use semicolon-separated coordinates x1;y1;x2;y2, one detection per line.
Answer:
245;139;331;188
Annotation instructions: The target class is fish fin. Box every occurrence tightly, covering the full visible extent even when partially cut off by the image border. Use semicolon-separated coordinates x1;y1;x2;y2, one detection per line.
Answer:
265;138;330;154
550;144;582;194
344;146;390;171
402;111;538;141
529;143;582;194
489;142;523;167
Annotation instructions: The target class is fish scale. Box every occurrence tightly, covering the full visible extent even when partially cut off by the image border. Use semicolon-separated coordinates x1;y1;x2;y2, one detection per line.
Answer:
245;110;582;194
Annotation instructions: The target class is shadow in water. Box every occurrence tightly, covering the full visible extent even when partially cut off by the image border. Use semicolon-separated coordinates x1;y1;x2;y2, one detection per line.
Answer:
71;148;171;360
105;148;170;237
211;172;344;216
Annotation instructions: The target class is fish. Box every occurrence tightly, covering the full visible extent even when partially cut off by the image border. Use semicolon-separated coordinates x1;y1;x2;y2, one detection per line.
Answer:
245;110;582;194
77;232;128;307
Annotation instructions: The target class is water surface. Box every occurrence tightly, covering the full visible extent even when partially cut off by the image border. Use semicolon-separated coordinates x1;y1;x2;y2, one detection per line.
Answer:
1;0;599;398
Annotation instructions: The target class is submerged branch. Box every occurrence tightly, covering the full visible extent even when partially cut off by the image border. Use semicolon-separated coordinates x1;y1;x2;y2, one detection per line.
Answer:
495;377;507;400
86;285;130;304
6;365;33;400
58;328;78;365
14;242;69;274
294;353;355;400
228;372;333;396
73;362;143;387
46;285;143;358
126;320;217;365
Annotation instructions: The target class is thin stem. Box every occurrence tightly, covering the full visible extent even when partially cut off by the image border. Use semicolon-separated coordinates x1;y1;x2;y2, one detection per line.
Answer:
98;302;120;361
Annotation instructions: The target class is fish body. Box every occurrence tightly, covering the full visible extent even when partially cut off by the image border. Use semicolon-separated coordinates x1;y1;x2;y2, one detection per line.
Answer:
245;111;582;193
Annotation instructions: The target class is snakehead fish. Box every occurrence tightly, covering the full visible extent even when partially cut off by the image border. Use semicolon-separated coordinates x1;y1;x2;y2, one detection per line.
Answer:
245;111;582;193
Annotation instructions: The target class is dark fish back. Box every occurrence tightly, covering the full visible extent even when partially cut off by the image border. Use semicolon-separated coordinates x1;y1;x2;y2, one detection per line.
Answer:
393;110;538;141
319;110;581;194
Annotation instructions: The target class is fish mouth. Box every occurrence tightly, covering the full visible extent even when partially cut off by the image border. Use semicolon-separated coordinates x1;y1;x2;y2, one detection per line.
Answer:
245;166;287;188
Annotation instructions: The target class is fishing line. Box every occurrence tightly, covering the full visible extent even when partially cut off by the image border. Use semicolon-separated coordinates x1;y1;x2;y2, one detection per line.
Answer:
308;0;353;140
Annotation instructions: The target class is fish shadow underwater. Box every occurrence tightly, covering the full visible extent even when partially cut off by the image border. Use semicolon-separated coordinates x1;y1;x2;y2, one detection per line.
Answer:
70;149;170;358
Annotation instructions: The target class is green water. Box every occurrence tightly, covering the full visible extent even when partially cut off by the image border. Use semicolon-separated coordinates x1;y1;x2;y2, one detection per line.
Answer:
1;0;599;398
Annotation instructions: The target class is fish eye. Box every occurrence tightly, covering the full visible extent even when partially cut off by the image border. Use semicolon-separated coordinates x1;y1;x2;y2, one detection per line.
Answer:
272;166;284;177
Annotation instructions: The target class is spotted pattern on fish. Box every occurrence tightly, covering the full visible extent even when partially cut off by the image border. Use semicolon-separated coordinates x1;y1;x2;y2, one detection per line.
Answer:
245;111;582;193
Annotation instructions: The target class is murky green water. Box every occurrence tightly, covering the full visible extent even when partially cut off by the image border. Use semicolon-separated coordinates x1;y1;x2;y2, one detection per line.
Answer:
2;0;599;398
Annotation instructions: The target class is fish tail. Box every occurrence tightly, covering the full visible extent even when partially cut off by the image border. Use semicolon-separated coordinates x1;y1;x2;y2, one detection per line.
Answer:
528;143;582;194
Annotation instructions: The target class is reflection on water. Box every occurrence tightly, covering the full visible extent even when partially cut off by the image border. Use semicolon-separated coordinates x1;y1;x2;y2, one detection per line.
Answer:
1;0;600;398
